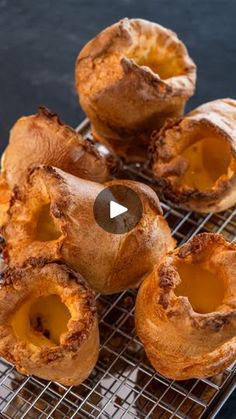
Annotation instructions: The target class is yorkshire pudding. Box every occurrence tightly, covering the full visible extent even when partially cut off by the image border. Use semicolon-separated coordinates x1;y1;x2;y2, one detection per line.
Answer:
1;165;175;294
151;98;236;213
136;233;236;380
75;18;196;161
0;262;99;386
2;106;115;189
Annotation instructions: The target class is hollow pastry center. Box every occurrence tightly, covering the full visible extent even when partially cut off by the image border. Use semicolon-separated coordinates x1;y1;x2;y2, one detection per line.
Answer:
175;262;225;314
180;137;231;191
11;294;71;347
128;44;182;79
35;203;61;242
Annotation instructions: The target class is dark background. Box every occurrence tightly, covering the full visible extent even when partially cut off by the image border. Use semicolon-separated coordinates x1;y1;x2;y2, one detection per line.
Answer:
0;0;235;416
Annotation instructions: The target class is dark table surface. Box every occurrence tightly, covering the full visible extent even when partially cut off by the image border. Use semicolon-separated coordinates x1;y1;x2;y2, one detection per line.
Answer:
0;1;235;417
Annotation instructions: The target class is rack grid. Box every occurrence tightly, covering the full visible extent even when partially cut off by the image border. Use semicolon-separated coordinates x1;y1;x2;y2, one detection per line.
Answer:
0;119;235;418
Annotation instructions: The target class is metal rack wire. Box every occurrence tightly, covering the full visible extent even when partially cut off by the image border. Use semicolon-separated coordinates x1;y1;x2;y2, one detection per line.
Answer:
0;119;235;418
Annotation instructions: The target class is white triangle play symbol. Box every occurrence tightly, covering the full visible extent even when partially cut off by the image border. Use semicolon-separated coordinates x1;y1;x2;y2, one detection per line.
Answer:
110;201;128;219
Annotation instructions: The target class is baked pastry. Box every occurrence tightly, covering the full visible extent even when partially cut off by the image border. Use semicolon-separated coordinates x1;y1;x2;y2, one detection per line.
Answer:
151;98;236;213
1;165;175;294
0;172;11;228
0;262;99;386
135;233;236;380
2;106;115;190
75;18;196;161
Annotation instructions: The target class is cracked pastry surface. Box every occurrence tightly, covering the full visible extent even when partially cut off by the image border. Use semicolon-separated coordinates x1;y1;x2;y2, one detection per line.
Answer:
0;262;99;386
151;98;236;213
1;165;175;294
75;18;196;161
135;233;236;380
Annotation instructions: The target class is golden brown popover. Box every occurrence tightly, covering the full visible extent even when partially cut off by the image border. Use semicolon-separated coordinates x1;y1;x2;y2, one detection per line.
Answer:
75;18;196;161
0;262;99;386
2;107;115;189
135;233;236;380
1;165;175;294
151;98;236;213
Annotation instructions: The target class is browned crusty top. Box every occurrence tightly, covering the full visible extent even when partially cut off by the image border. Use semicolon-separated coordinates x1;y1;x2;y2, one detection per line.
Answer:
76;18;196;98
2;106;116;189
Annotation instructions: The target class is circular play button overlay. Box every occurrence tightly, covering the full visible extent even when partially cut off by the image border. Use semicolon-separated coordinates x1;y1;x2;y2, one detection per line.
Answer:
93;185;143;234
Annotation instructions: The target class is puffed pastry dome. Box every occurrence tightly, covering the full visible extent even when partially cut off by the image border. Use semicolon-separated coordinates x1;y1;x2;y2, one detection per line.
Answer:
1;165;175;294
136;233;236;380
0;262;99;386
151;98;236;213
2;106;115;189
75;18;196;161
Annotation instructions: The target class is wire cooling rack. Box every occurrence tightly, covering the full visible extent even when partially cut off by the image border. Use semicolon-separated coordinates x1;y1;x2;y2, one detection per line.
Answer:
0;119;235;419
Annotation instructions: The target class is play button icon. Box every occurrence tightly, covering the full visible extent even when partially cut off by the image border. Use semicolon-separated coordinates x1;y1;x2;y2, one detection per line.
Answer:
93;185;143;234
110;201;128;219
